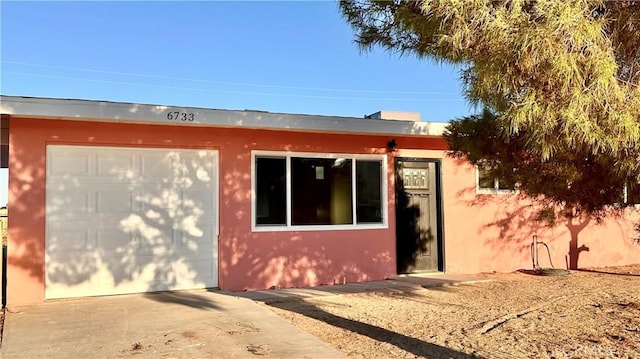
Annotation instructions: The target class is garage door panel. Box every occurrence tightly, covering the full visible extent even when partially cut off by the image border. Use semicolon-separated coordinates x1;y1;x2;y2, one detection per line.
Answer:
96;152;136;179
96;227;135;251
47;192;91;220
48;151;92;177
176;225;215;252
182;190;214;210
64;192;91;212
46;145;218;299
187;259;217;280
141;152;215;186
136;233;176;256
137;195;214;224
96;190;136;214
140;153;177;177
46;226;94;253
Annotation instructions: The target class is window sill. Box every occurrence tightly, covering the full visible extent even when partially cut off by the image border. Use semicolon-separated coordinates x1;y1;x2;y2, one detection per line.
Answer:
252;223;388;232
476;188;517;195
606;203;640;210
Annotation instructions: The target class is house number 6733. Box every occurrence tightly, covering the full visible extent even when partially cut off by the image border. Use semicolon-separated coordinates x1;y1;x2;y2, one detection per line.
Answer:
166;111;195;121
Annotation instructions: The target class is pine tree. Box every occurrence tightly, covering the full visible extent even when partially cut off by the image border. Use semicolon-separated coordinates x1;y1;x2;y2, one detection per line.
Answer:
341;0;640;219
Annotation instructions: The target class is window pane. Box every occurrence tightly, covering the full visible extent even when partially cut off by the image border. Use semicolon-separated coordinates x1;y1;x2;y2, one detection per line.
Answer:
255;157;286;225
356;160;382;223
628;183;640;205
477;165;495;189
291;157;353;225
498;177;516;190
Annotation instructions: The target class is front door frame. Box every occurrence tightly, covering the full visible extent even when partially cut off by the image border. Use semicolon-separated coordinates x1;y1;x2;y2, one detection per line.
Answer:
395;157;445;273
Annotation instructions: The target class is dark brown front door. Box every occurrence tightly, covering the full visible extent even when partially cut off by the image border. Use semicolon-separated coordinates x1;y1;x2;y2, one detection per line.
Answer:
396;159;442;273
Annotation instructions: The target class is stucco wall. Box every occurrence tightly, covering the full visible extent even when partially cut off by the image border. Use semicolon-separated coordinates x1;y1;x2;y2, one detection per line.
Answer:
8;117;448;304
437;155;640;274
7;116;640;305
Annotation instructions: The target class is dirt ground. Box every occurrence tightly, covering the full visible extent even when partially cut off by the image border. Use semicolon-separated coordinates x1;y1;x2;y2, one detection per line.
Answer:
267;265;640;359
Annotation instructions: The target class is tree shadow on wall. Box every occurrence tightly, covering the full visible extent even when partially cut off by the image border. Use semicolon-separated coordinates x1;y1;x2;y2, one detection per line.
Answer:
214;140;404;293
565;215;590;270
463;192;592;270
8;123;401;304
6;141;47;285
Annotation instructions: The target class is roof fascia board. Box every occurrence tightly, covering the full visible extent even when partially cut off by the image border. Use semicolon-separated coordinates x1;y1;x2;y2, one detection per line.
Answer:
0;96;446;137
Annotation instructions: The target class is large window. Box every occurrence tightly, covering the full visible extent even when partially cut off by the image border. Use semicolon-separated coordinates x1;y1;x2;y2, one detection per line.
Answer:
253;152;386;230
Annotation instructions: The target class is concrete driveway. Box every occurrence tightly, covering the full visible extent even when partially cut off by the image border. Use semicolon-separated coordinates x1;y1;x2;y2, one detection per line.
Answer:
0;290;344;358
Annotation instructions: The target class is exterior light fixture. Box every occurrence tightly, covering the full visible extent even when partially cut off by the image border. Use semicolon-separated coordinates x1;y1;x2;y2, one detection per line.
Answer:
387;139;398;153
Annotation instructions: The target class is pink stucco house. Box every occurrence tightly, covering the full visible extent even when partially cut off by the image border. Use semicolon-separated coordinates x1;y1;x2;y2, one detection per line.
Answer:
1;95;639;305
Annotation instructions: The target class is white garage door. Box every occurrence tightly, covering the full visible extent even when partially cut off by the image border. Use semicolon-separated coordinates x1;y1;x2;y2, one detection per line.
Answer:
45;145;218;299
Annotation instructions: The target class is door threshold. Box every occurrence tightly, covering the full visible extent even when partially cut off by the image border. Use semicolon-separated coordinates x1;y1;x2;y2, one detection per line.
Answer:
397;271;444;277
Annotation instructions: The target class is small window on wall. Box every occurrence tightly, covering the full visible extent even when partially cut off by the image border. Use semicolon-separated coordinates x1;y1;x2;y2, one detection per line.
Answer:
253;152;387;231
476;164;516;194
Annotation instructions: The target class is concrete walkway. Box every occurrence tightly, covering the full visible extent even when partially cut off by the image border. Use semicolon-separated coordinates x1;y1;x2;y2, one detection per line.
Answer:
1;290;345;359
0;273;488;358
238;273;490;303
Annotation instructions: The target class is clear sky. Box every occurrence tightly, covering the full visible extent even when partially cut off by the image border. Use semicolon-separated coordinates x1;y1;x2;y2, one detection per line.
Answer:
0;1;477;206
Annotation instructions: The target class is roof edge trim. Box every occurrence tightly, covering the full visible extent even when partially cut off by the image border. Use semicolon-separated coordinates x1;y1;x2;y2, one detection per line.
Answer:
0;96;446;137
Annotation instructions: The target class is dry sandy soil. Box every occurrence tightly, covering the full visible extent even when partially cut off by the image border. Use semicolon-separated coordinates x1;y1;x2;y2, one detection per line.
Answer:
267;265;640;359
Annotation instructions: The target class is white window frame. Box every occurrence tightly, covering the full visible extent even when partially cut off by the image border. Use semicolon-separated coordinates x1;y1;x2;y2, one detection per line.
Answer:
623;184;640;207
251;150;388;232
475;165;516;195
